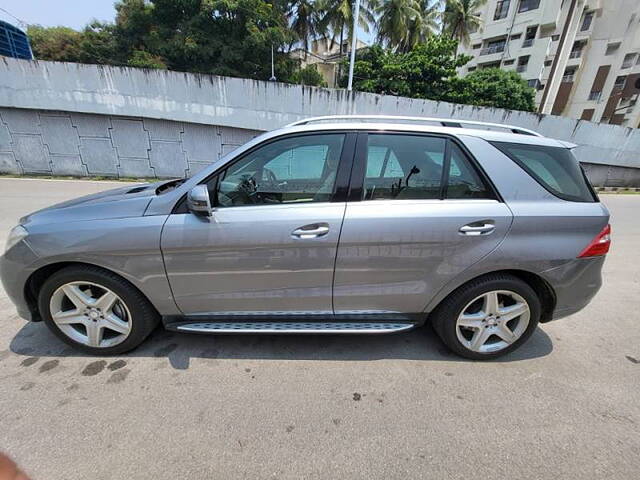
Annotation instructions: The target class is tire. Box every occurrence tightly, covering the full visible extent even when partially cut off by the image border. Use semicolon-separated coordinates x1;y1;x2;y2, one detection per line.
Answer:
431;274;541;360
38;265;159;355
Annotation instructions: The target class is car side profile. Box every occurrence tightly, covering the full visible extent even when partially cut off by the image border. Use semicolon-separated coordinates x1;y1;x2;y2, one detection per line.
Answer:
0;115;610;359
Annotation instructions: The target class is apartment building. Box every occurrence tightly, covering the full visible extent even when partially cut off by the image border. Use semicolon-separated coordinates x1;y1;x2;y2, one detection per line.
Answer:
458;0;640;128
290;37;368;88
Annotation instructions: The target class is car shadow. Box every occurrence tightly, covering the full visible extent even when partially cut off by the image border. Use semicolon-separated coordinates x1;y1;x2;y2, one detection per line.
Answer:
9;321;554;370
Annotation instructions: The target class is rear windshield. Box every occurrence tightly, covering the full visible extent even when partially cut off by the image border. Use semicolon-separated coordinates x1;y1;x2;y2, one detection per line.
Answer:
491;141;597;202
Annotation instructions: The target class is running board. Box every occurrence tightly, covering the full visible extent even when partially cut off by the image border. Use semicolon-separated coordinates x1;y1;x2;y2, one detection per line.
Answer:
171;321;415;335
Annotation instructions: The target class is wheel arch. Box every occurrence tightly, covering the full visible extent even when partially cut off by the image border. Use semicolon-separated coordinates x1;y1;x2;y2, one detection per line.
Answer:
24;261;162;322
427;269;556;323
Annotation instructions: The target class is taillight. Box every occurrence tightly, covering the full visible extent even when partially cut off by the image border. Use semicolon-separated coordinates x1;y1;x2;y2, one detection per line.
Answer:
578;224;611;258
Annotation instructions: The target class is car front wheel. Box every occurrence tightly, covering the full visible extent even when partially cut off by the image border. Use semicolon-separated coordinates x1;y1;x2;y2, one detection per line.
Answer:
38;265;158;355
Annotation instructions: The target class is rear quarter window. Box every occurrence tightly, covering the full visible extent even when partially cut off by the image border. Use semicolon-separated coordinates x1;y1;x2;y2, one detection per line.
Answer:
491;141;597;202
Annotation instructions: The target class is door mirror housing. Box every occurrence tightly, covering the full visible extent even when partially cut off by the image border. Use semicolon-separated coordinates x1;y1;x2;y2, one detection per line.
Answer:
187;185;213;216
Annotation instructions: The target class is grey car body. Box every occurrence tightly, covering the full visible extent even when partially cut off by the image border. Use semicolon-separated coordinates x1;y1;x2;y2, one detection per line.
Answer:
0;117;609;358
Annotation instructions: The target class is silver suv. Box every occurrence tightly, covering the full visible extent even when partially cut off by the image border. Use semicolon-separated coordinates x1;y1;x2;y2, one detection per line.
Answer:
0;116;610;359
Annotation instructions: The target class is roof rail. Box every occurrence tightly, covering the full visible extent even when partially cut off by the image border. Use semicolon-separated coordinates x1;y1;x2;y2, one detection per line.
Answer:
286;115;542;137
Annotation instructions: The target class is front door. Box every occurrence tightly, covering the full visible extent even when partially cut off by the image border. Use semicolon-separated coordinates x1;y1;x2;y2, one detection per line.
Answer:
333;132;513;317
162;132;354;316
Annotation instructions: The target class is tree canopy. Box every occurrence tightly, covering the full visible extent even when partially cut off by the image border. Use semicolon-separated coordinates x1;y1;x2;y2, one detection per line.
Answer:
26;0;537;111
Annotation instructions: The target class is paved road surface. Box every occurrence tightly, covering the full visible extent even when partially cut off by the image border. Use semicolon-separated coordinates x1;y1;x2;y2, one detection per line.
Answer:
0;178;638;479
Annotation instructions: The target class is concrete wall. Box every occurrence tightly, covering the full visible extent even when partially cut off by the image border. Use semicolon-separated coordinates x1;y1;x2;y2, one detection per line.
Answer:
0;107;259;178
1;57;640;185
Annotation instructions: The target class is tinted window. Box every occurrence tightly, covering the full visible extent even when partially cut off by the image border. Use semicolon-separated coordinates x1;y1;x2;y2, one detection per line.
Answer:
363;134;445;200
491;141;597;202
211;134;345;207
446;143;493;199
362;134;493;201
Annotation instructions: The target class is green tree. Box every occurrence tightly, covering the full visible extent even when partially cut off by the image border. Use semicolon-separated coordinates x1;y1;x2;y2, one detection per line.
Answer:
317;0;376;57
443;0;486;45
452;68;536;111
291;64;328;86
340;37;470;100
27;26;85;63
376;0;440;53
288;0;321;58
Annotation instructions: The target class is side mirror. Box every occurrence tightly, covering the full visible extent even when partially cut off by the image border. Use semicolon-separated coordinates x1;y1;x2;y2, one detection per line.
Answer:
187;185;213;216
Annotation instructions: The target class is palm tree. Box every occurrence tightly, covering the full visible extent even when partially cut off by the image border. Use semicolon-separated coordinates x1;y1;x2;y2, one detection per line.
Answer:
443;0;486;46
288;0;321;58
376;0;441;52
317;0;377;58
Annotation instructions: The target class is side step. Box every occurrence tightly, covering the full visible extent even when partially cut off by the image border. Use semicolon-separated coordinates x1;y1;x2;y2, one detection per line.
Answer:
172;321;415;335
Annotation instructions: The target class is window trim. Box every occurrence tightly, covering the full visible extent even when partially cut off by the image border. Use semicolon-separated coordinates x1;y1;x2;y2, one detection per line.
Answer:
349;132;501;203
172;131;357;213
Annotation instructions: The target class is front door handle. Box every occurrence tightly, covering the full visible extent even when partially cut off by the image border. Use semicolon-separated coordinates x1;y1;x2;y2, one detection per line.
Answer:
292;223;330;239
459;221;495;236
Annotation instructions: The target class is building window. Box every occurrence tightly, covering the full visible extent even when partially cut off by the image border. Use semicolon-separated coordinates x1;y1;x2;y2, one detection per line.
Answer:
472;43;482;49
518;0;541;13
527;79;541;89
480;38;507;55
479;61;501;69
494;0;511;20
516;56;530;73
605;43;620;56
581;11;594;31
569;41;585;59
581;109;595;121
588;91;602;101
614;76;627;89
468;66;477;72
551;34;560;41
621;53;637;69
509;33;522;40
562;67;576;83
544;59;552;67
522;26;537;47
503;59;515;65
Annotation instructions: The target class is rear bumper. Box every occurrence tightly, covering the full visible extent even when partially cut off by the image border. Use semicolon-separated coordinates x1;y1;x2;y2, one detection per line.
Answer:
541;256;605;321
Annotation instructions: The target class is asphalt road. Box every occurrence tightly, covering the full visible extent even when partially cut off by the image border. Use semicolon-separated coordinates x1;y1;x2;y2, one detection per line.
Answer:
0;178;638;480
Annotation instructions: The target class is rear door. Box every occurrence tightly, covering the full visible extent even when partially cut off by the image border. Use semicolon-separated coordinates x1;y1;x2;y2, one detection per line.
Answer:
332;132;513;317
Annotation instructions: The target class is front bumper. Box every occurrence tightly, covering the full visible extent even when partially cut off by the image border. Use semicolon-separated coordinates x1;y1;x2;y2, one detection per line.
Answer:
542;256;605;321
0;240;40;321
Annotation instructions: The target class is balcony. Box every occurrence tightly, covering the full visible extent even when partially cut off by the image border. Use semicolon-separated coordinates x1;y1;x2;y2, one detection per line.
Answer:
569;50;582;59
480;44;506;56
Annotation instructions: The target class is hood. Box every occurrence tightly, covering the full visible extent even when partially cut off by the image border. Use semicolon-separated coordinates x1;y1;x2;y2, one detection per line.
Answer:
20;180;177;227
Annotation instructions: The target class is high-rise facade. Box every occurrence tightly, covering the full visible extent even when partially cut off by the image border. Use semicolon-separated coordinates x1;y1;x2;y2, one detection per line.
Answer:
458;0;640;128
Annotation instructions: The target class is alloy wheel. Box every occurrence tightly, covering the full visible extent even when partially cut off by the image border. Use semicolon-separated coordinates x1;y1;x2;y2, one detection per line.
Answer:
49;281;132;348
455;290;530;354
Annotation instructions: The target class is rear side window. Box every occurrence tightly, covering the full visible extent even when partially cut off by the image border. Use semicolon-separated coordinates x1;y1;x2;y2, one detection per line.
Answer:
362;134;494;201
491;141;597;202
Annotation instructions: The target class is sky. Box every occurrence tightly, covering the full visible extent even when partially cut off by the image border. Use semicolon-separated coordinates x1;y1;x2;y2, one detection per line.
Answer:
0;0;117;30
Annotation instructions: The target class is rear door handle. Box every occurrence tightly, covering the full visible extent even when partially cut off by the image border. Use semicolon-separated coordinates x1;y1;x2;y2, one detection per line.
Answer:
292;223;330;239
459;221;495;236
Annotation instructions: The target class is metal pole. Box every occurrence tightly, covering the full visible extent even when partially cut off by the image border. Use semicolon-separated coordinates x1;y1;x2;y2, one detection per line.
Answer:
269;44;276;81
347;0;361;91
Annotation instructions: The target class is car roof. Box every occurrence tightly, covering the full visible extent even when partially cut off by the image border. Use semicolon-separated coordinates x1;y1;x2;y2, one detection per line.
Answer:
275;121;570;148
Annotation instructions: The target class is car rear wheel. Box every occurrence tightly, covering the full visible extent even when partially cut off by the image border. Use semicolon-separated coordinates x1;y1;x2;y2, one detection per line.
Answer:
38;265;159;355
431;274;541;360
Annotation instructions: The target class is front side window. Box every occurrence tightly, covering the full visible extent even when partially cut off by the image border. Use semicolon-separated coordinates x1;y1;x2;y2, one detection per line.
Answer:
211;134;345;207
491;141;597;202
362;134;493;201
